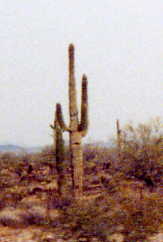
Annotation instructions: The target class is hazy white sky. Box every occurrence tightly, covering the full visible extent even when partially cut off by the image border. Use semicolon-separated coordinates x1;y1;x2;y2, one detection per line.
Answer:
0;0;162;146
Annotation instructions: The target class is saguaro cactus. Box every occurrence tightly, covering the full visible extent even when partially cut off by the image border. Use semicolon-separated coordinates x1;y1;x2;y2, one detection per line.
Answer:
116;119;122;156
57;44;88;200
50;105;65;196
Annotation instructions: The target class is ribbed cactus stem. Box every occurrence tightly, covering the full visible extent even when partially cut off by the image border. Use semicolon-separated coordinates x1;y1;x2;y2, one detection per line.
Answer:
50;105;65;196
69;44;75;81
69;44;79;129
56;103;69;131
79;74;88;136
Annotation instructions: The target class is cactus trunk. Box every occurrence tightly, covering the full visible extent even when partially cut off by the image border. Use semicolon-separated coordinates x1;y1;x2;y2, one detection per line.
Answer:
70;131;83;198
68;44;83;198
55;124;65;196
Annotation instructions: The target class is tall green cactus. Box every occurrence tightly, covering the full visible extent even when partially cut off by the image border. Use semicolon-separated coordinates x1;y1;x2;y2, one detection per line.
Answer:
57;44;88;200
50;104;65;196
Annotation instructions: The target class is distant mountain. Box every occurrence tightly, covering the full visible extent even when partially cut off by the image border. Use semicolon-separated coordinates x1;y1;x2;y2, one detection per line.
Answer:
0;144;25;153
0;141;114;155
0;144;43;154
85;141;115;148
24;146;43;154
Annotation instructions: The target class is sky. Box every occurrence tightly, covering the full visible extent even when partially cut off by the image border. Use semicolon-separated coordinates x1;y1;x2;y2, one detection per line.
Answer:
0;0;162;146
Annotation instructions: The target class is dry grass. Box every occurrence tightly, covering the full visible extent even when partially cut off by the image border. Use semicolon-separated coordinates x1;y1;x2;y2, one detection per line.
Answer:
0;119;162;241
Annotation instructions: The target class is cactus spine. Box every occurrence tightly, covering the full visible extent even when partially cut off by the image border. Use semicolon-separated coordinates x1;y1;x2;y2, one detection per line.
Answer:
50;104;65;196
57;44;88;200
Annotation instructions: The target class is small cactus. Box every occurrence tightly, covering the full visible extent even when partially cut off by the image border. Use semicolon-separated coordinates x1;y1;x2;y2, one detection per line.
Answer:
116;119;122;157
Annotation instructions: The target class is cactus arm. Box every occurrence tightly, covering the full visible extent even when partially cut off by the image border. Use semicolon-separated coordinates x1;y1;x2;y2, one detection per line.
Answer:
56;103;69;131
50;124;55;129
79;74;88;137
68;44;79;129
50;109;57;130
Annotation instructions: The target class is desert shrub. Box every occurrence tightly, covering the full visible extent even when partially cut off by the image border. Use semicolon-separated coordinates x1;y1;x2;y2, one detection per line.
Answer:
22;213;48;226
121;192;163;241
84;145;112;165
100;173;162;241
118;118;163;188
59;195;125;241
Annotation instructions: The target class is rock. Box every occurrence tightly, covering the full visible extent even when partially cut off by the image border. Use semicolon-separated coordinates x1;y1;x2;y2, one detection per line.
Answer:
0;207;27;226
108;233;124;242
149;233;163;242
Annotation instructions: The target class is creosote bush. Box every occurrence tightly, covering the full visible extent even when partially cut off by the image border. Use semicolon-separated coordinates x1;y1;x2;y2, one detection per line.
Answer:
121;192;163;241
59;195;120;241
58;190;163;242
116;118;163;188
